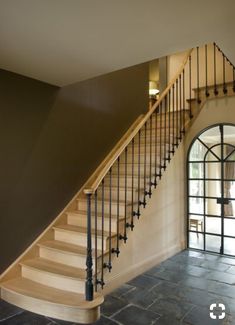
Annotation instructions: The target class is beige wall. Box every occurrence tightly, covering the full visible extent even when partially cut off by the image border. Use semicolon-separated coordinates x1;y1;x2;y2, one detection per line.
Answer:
104;142;185;294
103;95;235;295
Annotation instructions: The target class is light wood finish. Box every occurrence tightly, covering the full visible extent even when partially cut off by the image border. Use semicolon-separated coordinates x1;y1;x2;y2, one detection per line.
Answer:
84;49;193;194
1;278;103;324
20;258;86;294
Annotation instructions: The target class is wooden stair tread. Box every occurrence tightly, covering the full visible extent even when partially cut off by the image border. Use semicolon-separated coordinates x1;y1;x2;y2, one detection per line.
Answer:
38;240;102;257
78;197;132;206
53;224;116;238
20;258;86;280
67;210;126;221
1;277;103;309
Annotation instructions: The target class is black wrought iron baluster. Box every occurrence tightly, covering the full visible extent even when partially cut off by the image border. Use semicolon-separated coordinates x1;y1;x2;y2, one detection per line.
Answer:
128;139;135;229
146;115;152;197
179;74;182;141
152;111;158;188
233;66;235;92
163;96;167;169
134;130;141;217
112;158;120;256
100;179;105;288
222;53;227;94
176;79;179;147
140;124;147;207
168;89;171;160
183;69;185;133
85;192;93;301
189;55;193;118
104;169;112;271
214;42;218;95
172;84;175;153
159;102;162;175
94;190;98;292
124;147;128;241
196;46;201;103
205;44;209;97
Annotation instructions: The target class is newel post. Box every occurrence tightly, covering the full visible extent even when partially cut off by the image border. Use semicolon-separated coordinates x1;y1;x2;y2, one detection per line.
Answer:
85;191;94;301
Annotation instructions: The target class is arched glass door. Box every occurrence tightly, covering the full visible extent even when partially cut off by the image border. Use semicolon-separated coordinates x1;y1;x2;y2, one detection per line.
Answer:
187;124;235;256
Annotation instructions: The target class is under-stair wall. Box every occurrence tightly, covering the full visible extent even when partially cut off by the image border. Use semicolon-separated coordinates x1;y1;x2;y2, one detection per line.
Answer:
0;62;148;274
103;141;185;294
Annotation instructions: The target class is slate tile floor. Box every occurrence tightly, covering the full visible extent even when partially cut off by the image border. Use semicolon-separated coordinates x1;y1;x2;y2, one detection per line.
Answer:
1;249;235;324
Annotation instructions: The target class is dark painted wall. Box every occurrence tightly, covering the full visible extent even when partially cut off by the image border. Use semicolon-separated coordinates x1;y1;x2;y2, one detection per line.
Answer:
0;63;148;273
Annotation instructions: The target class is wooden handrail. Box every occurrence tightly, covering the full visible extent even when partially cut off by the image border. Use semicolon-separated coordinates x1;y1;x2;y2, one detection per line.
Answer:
84;48;193;194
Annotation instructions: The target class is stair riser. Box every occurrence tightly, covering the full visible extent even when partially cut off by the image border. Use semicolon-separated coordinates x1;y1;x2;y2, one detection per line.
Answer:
110;176;151;188
54;229;115;251
21;266;85;294
138;136;173;144
112;164;157;176
68;214;117;232
77;200;133;217
98;187;138;201
120;154;157;164
39;246;105;271
39;247;87;269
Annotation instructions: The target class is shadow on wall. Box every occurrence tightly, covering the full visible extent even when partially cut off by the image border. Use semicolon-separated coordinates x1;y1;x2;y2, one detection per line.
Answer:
0;62;148;273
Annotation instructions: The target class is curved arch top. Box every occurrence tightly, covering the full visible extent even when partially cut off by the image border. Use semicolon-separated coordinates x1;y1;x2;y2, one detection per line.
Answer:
187;123;235;256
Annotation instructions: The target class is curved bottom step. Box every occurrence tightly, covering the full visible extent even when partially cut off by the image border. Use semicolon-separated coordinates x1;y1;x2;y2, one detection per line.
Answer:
0;277;103;324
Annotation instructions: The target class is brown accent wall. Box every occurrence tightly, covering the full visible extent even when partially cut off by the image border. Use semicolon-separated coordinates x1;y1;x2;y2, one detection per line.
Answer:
0;63;148;273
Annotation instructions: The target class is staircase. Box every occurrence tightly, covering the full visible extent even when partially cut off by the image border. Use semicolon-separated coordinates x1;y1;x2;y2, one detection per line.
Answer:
1;43;235;323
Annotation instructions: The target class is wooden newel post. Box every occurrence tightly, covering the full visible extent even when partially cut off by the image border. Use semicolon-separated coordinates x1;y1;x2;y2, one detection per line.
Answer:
85;192;94;301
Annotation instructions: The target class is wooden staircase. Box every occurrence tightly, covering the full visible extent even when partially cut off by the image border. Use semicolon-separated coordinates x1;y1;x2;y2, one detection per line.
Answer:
1;43;235;323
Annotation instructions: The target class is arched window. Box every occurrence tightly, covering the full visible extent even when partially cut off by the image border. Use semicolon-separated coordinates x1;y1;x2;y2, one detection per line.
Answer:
187;124;235;256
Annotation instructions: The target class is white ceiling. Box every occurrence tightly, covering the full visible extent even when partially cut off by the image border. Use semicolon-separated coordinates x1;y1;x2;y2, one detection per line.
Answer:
0;0;234;86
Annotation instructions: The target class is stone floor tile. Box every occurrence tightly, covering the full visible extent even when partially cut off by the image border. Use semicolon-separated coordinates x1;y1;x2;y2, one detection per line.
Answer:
127;274;161;290
0;311;51;324
112;304;160;325
109;283;134;299
101;295;127;317
93;316;120;324
0;300;23;321
206;271;235;285
200;260;231;272
148;297;193;320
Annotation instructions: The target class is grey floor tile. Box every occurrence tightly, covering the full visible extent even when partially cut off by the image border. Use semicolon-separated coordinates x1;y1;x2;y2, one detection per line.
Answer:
93;316;119;324
122;286;159;309
145;265;164;277
0;300;23;321
169;255;203;267
227;266;235;275
47;317;75;324
112;304;160;325
0;311;51;324
179;275;210;290
200;260;231;272
127;274;161;290
101;295;127;317
154;314;181;325
151;269;186;283
148;297;193;320
109;283;134;299
206;271;235;285
208;281;235;299
220;257;235;266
